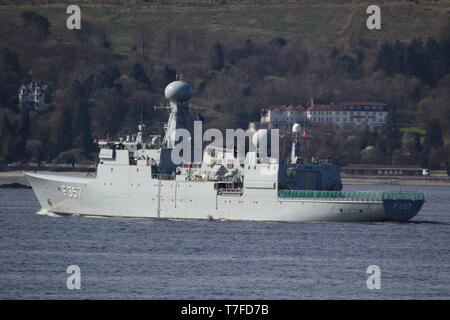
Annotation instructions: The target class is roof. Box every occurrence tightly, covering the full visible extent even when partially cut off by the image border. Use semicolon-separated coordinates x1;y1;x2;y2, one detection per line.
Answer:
307;104;342;111
340;101;386;106
342;164;423;170
266;105;306;111
263;101;388;112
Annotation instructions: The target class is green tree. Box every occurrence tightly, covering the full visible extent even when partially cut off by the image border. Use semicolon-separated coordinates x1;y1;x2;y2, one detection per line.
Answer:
0;114;15;161
163;64;177;83
268;37;287;48
376;111;401;159
68;80;89;103
130;63;151;88
94;66;121;89
420;144;430;168
338;55;363;79
21;11;50;39
68;81;94;153
73;102;94;153
2;48;21;75
210;42;224;71
359;127;376;149
26;139;43;162
55;108;73;152
16;107;30;159
424;119;444;148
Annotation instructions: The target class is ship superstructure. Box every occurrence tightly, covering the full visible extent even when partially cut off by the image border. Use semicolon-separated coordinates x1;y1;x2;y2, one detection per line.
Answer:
25;81;424;222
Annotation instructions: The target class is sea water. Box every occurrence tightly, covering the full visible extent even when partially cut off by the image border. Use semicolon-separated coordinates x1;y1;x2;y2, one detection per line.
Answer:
0;179;449;299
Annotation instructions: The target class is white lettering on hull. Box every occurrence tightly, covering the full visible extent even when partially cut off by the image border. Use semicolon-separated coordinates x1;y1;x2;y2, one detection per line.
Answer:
61;186;82;199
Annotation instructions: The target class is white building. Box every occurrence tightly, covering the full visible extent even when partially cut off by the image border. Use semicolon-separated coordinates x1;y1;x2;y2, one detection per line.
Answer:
257;101;388;132
260;105;308;132
19;82;48;110
307;101;388;130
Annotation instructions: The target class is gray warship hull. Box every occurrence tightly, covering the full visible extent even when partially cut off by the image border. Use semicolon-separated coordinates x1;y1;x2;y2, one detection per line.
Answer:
25;170;423;222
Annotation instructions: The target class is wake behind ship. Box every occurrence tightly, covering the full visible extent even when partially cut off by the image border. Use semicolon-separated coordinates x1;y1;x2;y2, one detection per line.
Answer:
25;80;425;222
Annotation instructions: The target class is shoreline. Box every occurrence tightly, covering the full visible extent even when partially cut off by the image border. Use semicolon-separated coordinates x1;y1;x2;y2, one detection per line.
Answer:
1;171;449;187
342;176;450;187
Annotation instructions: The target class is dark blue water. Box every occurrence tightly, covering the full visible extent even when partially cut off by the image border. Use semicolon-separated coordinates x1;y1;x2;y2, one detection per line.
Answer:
0;178;449;299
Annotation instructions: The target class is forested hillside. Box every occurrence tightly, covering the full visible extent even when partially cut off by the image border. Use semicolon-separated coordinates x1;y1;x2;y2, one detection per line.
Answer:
0;0;449;168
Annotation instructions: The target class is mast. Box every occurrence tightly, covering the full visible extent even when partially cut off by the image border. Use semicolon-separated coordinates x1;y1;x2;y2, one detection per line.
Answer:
291;123;301;164
162;79;193;149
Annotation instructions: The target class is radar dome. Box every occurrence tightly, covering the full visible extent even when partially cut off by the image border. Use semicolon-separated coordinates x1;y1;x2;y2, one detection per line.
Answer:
252;129;271;148
151;136;161;145
292;123;301;133
164;81;193;102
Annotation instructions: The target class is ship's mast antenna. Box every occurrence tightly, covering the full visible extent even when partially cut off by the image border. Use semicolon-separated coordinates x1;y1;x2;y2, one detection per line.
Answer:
162;79;192;148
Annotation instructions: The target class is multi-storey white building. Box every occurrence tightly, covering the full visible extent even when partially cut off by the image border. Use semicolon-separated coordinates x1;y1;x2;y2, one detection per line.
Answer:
260;105;308;132
19;82;48;110
307;101;388;130
258;100;388;132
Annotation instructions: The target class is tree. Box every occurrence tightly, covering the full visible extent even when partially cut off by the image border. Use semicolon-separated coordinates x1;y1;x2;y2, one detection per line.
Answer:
163;64;177;83
134;22;152;56
69;81;94;153
405;39;434;85
21;11;50;39
420;144;430;168
68;80;89;103
374;41;395;75
359;127;376;150
0;114;15;161
130;63;151;88
93;66;121;89
424;119;443;148
210;42;224;71
337;54;363;79
243;39;253;55
54;108;73;152
91;88;125;136
269;37;287;48
360;146;384;164
401;131;421;155
26;139;43;162
329;46;339;58
392;131;421;165
16;107;30;159
2;48;21;75
227;48;247;65
73;101;94;153
376;111;401;159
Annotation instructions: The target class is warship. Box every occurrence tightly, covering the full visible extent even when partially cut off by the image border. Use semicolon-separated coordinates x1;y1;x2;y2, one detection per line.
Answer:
25;80;425;222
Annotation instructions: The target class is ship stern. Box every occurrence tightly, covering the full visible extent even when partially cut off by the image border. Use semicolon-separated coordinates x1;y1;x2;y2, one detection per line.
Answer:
383;198;425;222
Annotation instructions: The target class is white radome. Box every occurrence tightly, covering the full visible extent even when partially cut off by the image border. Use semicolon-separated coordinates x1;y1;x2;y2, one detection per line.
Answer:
164;81;193;102
151;136;161;145
252;129;270;147
292;123;301;133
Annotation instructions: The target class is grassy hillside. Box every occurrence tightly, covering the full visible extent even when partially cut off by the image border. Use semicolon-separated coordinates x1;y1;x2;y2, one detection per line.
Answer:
0;0;448;55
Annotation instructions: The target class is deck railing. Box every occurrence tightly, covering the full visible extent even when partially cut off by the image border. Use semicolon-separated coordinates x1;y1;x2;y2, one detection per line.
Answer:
278;190;425;201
